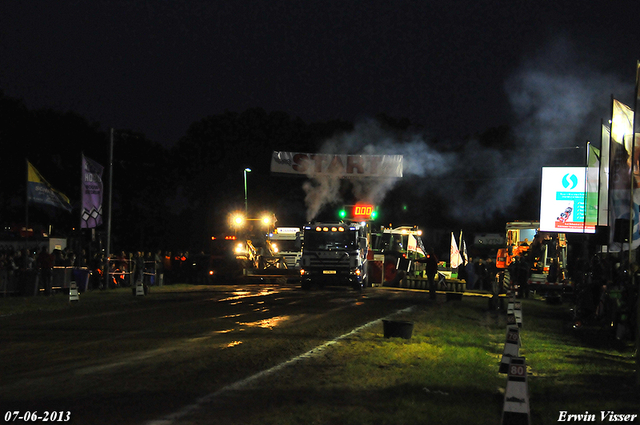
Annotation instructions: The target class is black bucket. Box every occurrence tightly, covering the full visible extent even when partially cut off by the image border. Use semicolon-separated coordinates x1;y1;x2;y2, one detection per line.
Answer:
383;320;414;339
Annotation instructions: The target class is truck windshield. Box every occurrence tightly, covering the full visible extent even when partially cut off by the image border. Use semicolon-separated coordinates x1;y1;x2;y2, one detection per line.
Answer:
273;239;298;252
303;230;357;251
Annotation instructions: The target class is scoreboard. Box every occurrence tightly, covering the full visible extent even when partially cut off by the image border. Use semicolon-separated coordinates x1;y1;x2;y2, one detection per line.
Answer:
339;204;378;221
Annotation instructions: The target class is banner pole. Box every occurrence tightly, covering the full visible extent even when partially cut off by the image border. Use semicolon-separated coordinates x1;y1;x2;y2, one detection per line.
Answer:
104;130;114;289
79;153;84;267
25;159;29;253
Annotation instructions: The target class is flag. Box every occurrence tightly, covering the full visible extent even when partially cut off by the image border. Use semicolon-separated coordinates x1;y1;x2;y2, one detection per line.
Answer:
408;233;417;252
450;232;462;269
608;98;640;250
27;161;72;212
408;233;426;257
584;143;599;230
611;99;633;148
81;155;104;228
460;232;468;265
599;124;610;226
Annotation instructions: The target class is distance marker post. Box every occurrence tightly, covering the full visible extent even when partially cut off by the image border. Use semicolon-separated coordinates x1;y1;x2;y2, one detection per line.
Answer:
501;356;531;425
135;280;145;296
507;301;522;328
499;325;521;374
69;281;79;302
513;300;523;328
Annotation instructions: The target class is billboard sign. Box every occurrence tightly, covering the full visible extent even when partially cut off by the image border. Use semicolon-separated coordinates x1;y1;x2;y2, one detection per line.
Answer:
540;167;596;233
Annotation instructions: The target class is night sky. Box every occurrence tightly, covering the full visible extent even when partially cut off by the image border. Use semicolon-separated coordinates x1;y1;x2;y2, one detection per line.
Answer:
3;1;640;239
2;1;639;147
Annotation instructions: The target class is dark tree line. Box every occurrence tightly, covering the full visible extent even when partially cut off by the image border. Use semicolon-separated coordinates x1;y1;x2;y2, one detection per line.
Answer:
0;91;354;253
1;90;524;256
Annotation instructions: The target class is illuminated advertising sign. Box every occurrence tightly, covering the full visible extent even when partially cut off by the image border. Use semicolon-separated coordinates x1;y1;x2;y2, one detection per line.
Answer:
540;167;596;234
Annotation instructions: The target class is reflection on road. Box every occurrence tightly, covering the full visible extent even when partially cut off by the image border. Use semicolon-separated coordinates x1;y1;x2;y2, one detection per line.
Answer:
218;287;286;302
238;315;291;329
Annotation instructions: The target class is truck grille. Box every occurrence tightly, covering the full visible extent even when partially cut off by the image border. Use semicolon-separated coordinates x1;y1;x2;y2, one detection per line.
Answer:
302;251;352;270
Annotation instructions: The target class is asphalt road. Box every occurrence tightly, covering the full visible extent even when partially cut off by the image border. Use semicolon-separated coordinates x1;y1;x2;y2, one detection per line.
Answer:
1;284;424;425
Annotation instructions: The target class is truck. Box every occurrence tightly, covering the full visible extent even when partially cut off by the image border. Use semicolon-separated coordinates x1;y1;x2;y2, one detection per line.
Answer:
299;222;370;290
495;221;571;296
268;227;302;269
205;235;246;283
369;225;425;285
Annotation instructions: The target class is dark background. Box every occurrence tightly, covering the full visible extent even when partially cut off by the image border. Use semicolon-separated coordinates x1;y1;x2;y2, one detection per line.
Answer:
1;1;639;256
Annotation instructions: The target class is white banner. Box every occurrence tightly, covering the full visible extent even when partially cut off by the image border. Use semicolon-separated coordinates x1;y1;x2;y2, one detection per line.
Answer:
271;151;403;178
450;232;462;269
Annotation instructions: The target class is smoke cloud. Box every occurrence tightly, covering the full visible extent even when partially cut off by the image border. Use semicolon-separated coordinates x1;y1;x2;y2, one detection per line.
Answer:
302;123;454;221
303;37;633;224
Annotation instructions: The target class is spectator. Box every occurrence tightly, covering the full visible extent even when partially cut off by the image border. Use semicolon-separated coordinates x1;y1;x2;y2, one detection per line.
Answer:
475;259;488;291
134;251;145;283
418;248;439;300
465;257;477;290
155;250;164;286
37;247;54;296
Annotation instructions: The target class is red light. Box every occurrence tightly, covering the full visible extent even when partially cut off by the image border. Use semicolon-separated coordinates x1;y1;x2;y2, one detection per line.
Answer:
225;235;236;240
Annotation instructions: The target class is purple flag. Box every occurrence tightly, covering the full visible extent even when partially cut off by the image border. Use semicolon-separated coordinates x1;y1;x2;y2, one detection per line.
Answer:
81;155;104;228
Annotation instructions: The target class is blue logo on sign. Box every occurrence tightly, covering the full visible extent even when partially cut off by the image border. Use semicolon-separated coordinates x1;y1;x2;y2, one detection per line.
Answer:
562;174;578;190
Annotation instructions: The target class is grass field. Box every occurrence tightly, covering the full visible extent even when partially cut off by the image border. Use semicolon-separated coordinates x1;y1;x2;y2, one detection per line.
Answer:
194;292;638;425
1;287;637;424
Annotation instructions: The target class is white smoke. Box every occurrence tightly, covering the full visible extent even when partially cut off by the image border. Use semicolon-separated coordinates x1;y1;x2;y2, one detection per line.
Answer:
303;37;633;223
302;121;454;221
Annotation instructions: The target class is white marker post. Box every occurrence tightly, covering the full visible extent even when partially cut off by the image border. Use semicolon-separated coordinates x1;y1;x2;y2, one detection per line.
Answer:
501;356;531;425
69;281;79;302
507;302;522;328
499;326;520;374
135;280;145;296
513;300;523;327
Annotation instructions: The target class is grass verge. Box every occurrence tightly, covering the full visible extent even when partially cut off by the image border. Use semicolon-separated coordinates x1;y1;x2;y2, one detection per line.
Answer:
192;295;637;425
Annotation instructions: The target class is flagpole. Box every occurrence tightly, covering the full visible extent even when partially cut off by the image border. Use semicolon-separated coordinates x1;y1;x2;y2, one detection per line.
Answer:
79;152;84;267
584;141;590;234
459;229;464;265
598;119;604;228
104;129;114;289
609;94;615;251
25;158;29;253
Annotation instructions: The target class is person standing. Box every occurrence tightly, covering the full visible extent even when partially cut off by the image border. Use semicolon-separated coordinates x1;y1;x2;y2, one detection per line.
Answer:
155;250;164;286
465;257;477;290
424;248;439;300
37;246;54;296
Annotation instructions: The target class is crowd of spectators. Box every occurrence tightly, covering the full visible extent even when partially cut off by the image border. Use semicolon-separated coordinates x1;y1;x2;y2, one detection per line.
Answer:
0;246;202;295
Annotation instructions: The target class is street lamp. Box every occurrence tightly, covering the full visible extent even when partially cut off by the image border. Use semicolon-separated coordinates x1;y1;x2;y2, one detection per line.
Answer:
243;168;251;214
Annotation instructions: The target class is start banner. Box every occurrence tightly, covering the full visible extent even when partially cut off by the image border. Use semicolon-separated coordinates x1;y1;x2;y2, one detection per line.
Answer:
271;151;403;178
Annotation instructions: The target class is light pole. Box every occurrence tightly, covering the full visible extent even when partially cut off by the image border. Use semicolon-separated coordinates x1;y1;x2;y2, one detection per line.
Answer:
243;168;251;214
